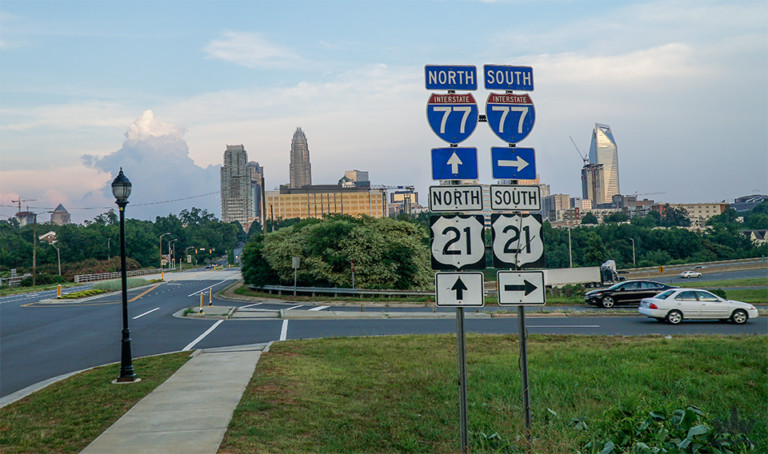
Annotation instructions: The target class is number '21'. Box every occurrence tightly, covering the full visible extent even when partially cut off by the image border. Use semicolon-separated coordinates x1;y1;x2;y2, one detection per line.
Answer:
503;225;531;254
442;226;472;255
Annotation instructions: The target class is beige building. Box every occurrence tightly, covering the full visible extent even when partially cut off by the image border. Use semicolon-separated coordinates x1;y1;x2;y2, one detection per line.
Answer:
266;185;386;220
666;203;727;227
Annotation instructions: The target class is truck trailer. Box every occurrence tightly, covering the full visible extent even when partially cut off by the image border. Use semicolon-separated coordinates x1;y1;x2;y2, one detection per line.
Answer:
542;260;624;288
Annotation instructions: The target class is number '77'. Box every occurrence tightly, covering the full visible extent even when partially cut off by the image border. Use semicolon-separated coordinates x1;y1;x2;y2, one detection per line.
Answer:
491;106;528;134
433;106;472;134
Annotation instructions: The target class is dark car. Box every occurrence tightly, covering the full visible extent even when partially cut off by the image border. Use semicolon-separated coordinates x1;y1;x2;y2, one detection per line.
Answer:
584;280;676;308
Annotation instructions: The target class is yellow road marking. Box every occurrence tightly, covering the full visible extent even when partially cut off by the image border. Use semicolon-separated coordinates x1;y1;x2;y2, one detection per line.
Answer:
22;283;163;308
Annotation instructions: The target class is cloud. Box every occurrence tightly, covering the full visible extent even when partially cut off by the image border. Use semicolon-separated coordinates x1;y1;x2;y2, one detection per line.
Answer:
203;31;306;69
82;110;221;221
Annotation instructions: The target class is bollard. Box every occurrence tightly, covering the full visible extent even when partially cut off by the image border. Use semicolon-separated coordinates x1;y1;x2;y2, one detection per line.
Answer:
161;271;164;280
57;284;61;299
199;293;204;313
209;288;213;306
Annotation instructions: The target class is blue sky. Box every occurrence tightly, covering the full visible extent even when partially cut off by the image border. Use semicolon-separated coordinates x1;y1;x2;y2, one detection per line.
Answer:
1;0;766;222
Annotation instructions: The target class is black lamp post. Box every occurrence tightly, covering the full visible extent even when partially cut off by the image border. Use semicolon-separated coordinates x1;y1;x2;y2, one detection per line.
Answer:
112;168;137;382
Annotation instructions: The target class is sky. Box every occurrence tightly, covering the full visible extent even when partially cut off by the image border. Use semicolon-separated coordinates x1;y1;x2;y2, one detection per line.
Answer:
1;0;766;223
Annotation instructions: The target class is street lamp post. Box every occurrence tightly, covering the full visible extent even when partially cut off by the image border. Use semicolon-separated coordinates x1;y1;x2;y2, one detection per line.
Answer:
112;168;137;383
53;244;61;276
630;238;636;266
159;233;170;271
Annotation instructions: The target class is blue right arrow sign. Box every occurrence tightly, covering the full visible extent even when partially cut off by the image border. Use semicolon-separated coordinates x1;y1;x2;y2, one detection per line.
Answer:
491;147;536;180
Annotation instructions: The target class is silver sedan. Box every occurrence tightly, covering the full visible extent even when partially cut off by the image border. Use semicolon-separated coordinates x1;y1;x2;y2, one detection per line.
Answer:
639;288;758;325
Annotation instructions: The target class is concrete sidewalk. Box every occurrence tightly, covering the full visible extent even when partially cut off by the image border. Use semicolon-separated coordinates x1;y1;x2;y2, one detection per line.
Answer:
81;343;267;454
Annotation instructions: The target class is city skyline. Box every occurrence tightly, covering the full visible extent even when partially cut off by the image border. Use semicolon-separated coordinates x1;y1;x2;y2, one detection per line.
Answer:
1;1;765;223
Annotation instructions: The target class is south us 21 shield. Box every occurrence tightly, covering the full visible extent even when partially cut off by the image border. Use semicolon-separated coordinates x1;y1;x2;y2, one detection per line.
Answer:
485;93;535;144
426;93;479;144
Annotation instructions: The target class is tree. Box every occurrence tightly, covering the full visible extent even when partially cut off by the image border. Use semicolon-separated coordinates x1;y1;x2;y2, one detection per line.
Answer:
660;207;691;227
581;212;598;225
603;211;629;223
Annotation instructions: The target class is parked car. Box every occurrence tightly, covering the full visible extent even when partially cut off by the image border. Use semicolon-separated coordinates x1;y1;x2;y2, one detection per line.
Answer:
584;280;676;308
679;270;702;278
639;288;758;325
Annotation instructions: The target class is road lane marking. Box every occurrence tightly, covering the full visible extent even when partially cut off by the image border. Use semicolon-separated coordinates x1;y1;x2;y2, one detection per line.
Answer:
284;305;302;311
133;307;159;319
183;320;224;351
309;306;329;311
187;279;233;297
528;325;600;328
280;320;289;341
241;303;263;309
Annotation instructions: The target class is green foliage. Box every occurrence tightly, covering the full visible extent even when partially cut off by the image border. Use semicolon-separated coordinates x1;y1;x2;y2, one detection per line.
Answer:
242;215;432;289
0;207;243;275
582;212;599;224
582;406;756;453
603;211;629;223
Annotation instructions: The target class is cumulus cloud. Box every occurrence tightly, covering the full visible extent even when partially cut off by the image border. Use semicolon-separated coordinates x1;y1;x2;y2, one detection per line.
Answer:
203;31;307;69
82;110;221;220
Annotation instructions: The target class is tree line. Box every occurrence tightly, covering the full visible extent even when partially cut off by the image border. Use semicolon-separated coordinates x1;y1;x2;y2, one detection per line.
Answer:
0;207;246;283
242;202;767;289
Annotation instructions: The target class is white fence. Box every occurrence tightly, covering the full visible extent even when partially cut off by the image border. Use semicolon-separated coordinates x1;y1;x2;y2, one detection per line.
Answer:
74;268;161;283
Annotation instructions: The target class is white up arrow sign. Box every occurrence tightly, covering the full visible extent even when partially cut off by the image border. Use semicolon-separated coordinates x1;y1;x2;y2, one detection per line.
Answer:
497;156;528;171
447;151;463;175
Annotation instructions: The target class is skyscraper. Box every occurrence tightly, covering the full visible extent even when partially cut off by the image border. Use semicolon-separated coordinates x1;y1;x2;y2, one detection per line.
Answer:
247;161;264;224
588;123;619;205
289;127;312;188
581;163;605;207
220;144;251;227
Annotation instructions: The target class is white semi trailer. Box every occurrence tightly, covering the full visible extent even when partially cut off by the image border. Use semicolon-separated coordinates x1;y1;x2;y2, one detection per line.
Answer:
542;261;624;288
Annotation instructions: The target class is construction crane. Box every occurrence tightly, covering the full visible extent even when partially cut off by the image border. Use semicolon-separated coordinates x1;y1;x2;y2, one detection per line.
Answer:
629;191;665;198
569;136;589;166
11;197;37;213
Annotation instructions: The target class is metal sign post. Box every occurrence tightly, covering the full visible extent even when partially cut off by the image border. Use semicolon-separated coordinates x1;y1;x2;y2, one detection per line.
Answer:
456;306;469;453
517;304;532;430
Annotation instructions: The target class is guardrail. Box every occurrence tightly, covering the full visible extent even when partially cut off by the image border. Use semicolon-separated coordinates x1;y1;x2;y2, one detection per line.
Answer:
74;268;162;283
254;285;433;298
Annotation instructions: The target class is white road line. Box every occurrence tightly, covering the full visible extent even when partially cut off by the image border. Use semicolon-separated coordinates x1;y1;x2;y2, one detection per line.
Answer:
186;279;231;297
183;320;223;351
280;320;288;341
529;325;600;328
133;308;159;319
284;305;302;311
240;303;263;309
309;306;329;311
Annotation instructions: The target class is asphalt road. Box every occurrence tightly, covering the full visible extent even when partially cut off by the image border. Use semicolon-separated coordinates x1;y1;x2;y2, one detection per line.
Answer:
1;267;766;399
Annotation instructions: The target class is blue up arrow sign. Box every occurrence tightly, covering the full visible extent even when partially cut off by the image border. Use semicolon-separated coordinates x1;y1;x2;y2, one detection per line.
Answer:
491;147;536;180
432;148;478;180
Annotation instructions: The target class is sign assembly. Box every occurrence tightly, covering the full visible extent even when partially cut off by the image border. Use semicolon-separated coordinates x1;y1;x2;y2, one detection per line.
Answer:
491;213;545;269
429;185;483;212
497;271;545;306
485;93;535;144
435;272;484;307
430;215;486;270
491;147;536;180
427;93;479;144
431;147;478;180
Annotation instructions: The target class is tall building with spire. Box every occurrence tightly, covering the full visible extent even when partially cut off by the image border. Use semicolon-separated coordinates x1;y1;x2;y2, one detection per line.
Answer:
220;144;251;227
588;123;619;205
289;127;312;188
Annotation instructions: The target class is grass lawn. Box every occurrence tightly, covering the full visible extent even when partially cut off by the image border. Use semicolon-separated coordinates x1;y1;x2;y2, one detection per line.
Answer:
221;335;767;453
0;352;191;453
